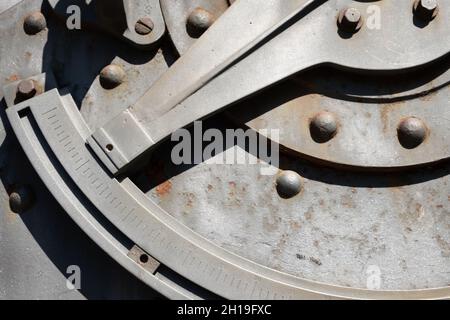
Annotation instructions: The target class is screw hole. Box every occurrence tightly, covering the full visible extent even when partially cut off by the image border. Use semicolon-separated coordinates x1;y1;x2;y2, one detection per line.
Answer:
106;144;114;152
139;254;149;263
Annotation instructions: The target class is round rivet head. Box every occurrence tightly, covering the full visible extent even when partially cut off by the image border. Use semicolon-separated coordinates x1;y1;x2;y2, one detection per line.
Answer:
414;0;439;22
24;12;47;35
397;117;428;149
16;79;37;101
310;112;338;143
338;8;363;33
186;7;215;38
9;186;34;213
99;64;126;89
135;17;154;35
276;171;302;199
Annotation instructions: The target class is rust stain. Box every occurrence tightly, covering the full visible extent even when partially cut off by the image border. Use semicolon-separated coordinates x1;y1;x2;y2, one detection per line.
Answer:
228;181;237;198
380;101;405;133
289;220;301;231
304;207;314;221
7;74;19;82
263;215;280;232
182;192;196;208
156;180;172;197
435;235;450;257
341;194;356;208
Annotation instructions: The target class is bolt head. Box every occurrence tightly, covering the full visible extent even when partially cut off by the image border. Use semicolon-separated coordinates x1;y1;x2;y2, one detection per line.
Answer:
17;79;37;101
276;171;302;199
397;117;428;149
99;64;126;89
338;8;363;33
9;185;34;213
24;12;47;35
310;112;338;143
15;79;38;103
135;17;154;35
187;7;215;38
414;0;439;21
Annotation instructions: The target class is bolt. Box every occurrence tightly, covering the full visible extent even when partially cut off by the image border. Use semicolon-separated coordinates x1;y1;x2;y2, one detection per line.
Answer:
397;117;428;149
9;185;34;213
414;0;439;22
186;7;215;38
276;171;302;199
16;79;37;101
24;12;47;35
99;64;126;89
338;7;363;33
135;17;154;35
310;111;338;143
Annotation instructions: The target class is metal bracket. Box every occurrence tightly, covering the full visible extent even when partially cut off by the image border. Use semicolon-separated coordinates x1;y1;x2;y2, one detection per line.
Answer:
48;0;166;49
90;0;450;173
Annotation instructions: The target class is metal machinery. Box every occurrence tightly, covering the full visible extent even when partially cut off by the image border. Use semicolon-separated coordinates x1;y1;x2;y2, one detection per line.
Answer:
0;0;449;300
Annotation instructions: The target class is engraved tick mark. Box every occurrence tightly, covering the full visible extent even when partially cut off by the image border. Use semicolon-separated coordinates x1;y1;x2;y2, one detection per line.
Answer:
43;107;57;116
59;136;69;143
75;160;89;171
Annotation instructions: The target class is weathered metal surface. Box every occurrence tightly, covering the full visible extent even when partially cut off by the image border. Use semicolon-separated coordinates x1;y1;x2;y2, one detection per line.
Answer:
229;71;450;169
7;89;450;299
48;0;166;49
1;0;449;300
91;0;450;174
90;0;316;173
160;0;229;55
0;142;163;299
0;0;21;14
142;145;450;290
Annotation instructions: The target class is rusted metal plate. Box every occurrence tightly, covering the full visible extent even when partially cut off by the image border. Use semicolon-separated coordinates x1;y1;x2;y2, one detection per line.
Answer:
140;142;450;291
229;68;450;170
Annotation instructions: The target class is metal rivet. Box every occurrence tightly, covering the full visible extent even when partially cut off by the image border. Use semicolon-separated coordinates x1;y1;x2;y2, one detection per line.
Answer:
186;7;215;38
9;186;34;213
310;112;338;143
338;8;363;33
99;65;126;89
276;171;302;199
414;0;439;22
24;12;47;35
135;17;154;35
16;79;37;101
397;117;428;149
139;254;149;263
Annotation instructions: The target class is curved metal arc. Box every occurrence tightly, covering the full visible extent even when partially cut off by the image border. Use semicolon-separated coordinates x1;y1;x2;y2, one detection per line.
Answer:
7;89;450;300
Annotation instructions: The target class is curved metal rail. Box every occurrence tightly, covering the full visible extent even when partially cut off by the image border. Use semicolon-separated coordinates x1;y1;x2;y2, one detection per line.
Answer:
6;89;450;299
